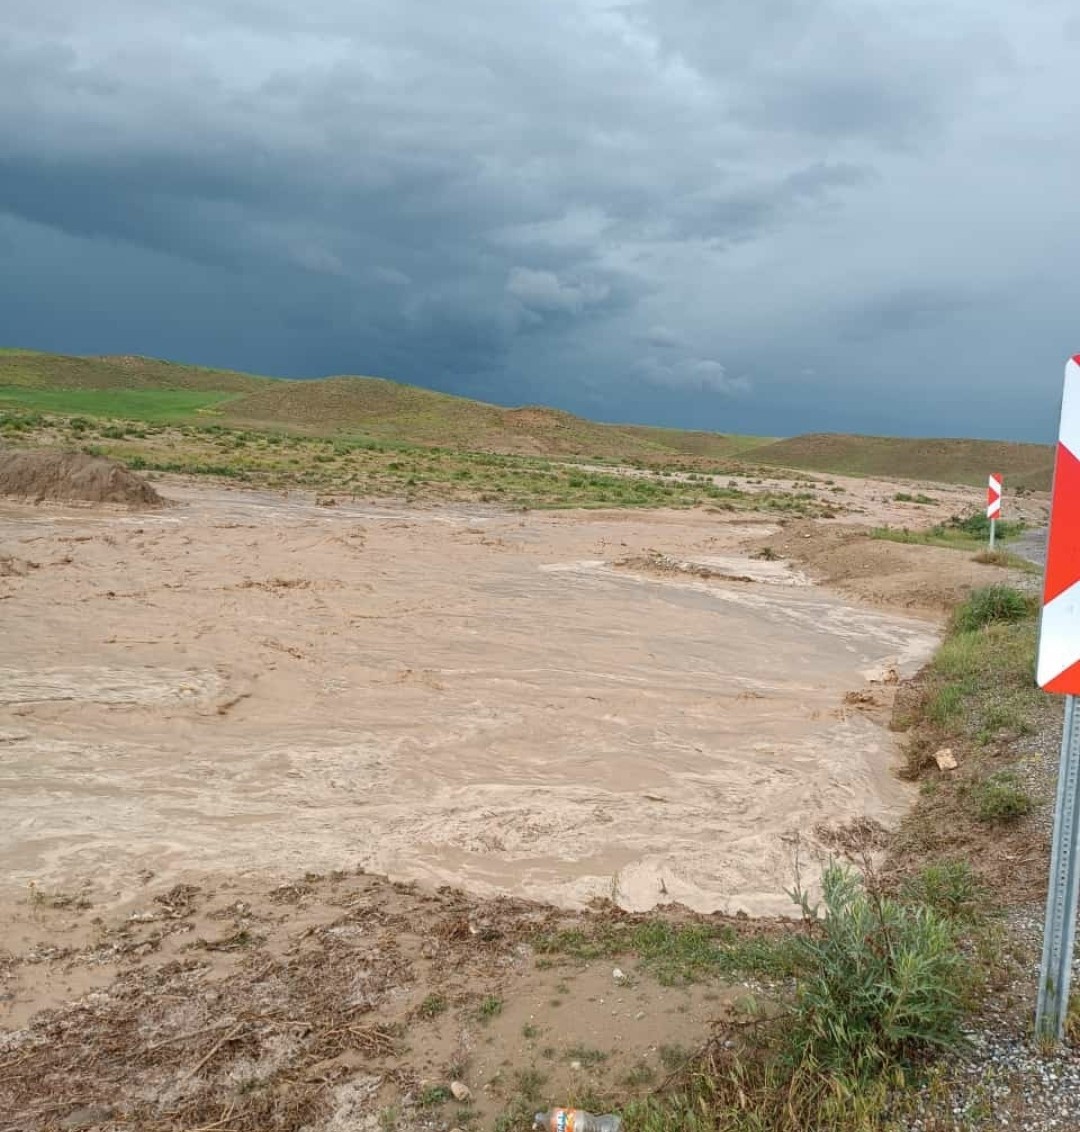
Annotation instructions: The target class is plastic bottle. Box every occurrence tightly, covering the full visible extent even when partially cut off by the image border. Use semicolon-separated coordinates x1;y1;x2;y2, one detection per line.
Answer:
534;1109;622;1132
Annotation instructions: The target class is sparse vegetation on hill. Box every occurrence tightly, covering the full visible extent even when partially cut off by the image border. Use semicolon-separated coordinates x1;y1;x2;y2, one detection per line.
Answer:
750;432;1055;491
0;350;751;464
0;350;1054;487
0;407;838;515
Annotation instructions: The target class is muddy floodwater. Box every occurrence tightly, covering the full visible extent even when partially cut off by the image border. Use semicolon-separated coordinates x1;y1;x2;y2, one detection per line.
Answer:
0;483;937;916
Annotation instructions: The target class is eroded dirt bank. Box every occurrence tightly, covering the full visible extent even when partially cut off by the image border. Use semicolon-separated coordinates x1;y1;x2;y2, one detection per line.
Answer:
0;483;940;922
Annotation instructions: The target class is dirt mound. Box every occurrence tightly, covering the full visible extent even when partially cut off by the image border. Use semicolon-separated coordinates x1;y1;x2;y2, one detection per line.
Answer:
753;521;1022;613
0;447;163;507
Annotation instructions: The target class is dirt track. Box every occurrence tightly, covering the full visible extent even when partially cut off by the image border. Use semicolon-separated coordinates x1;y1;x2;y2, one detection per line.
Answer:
0;479;952;924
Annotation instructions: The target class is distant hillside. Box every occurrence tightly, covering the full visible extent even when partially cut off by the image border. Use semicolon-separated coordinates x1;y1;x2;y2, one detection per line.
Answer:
742;433;1056;491
0;349;761;463
0;348;264;393
617;424;772;461
224;376;658;458
0;349;1055;488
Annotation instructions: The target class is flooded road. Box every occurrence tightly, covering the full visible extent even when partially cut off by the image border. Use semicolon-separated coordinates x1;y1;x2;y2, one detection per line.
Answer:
0;484;937;915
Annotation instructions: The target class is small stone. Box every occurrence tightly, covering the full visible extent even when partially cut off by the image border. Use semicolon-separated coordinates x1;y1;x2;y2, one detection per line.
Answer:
450;1081;471;1102
570;1060;582;1071
934;748;958;771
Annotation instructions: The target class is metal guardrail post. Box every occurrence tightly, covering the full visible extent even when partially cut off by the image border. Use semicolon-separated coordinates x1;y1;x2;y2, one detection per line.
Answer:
1036;694;1080;1041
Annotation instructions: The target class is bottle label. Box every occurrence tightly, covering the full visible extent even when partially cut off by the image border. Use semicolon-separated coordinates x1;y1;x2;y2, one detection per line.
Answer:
553;1110;576;1132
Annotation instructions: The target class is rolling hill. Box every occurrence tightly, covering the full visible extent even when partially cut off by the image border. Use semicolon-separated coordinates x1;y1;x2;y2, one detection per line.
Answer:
0;348;1056;488
0;349;759;463
748;433;1055;491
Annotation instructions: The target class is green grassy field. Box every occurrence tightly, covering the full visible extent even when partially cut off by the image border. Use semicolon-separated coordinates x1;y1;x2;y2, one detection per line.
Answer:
0;385;239;422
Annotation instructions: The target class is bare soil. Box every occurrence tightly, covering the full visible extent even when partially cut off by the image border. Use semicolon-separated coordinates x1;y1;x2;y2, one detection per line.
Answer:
755;520;1028;613
1;871;754;1132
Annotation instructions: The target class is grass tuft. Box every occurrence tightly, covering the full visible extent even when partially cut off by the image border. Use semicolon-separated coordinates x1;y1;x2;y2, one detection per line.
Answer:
901;860;990;923
970;771;1034;823
477;994;503;1020
951;585;1037;633
417;992;448;1019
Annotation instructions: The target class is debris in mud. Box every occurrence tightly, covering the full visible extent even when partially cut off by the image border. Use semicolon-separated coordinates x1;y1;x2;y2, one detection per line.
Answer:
615;550;753;583
154;884;202;919
236;576;313;592
0;555;39;577
0;871;747;1132
813;816;891;856
0;447;163;507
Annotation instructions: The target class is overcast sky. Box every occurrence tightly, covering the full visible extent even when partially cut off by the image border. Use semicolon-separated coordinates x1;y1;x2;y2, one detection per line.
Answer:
1;1;1077;441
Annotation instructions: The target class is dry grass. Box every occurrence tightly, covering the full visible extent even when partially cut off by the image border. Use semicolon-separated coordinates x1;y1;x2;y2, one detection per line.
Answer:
750;432;1054;490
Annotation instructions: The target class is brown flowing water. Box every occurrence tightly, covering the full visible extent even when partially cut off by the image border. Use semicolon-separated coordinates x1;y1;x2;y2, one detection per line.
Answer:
0;483;937;917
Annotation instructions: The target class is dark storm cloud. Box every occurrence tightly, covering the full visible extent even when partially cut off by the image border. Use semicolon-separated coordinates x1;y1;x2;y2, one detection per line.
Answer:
0;0;1077;438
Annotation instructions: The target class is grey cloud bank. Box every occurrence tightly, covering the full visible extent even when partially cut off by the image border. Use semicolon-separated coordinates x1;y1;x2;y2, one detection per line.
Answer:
1;1;1077;441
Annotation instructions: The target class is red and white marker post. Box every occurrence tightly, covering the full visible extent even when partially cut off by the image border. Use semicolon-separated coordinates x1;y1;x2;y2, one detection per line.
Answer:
987;472;1002;548
1035;355;1080;1041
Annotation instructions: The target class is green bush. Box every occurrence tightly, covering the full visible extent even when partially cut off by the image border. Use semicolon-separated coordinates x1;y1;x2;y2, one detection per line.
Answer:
951;585;1036;632
788;865;968;1078
971;771;1034;823
624;865;970;1132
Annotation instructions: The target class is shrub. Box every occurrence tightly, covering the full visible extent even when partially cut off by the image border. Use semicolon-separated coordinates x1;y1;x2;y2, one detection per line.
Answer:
624;865;971;1132
951;585;1035;632
788;866;968;1080
971;771;1034;823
